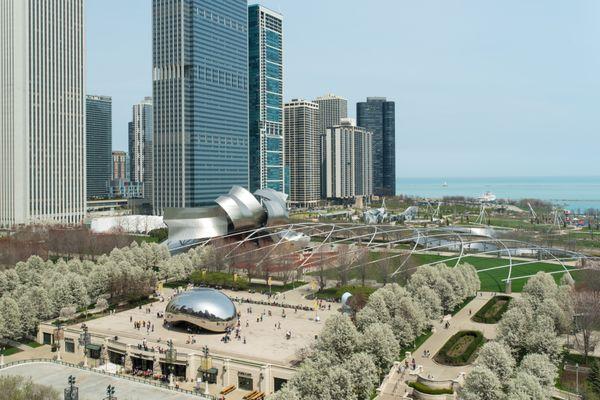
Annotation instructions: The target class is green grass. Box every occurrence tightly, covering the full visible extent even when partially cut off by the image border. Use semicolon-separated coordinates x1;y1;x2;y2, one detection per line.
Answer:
472;296;512;324
434;330;485;366
248;281;307;294
408;381;454;395
18;339;42;348
1;345;23;356
311;285;376;300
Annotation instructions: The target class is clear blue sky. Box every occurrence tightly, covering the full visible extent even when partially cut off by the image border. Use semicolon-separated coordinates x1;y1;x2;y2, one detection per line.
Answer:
86;0;600;178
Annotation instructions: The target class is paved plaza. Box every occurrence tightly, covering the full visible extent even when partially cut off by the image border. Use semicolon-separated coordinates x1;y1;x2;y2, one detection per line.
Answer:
75;285;336;366
0;362;203;400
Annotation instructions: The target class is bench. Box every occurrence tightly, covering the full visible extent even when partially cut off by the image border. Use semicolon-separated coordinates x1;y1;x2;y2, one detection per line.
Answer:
220;385;235;395
243;391;259;400
248;392;265;400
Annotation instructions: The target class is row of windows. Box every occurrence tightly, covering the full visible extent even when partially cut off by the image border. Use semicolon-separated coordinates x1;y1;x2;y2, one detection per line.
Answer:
266;62;282;80
265;29;281;48
266;107;282;123
192;6;247;34
266;46;281;64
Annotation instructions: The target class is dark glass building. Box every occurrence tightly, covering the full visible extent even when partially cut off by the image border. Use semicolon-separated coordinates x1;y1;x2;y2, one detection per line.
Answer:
248;4;284;193
356;97;396;196
86;95;112;199
152;0;249;214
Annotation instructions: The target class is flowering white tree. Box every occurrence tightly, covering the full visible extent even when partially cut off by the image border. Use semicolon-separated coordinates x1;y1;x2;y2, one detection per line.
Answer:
343;352;378;400
0;296;22;339
268;386;301;400
355;294;391;331
506;371;547;400
522;271;559;308
518;353;557;393
413;285;442;320
459;366;504;400
59;306;76;320
475;341;516;383
95;298;109;311
314;314;359;362
360;323;399;376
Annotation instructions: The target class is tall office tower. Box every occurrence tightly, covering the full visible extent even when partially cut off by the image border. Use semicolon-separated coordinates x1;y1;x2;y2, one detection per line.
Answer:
129;97;153;200
152;0;249;214
356;97;395;196
0;0;86;227
322;119;373;199
112;151;127;181
248;5;284;193
313;94;348;136
284;99;320;207
86;95;113;199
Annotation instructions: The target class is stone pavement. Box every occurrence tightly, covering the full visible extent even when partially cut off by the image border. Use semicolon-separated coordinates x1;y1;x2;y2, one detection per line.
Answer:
0;362;205;400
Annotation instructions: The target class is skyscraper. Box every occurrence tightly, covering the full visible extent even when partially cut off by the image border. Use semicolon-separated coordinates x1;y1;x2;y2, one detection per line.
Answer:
248;4;285;193
0;0;86;227
284;99;320;207
86;95;112;199
129;97;153;201
152;0;249;214
112;151;127;181
357;97;395;196
322;119;373;199
314;94;348;137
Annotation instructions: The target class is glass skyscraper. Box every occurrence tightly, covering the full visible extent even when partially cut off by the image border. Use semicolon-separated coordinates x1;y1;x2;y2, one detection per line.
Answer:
152;0;249;214
357;97;396;196
248;4;285;193
86;95;113;199
129;97;153;201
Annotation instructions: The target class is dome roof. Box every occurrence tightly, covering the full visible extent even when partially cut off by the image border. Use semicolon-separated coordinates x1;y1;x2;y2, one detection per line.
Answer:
165;288;237;332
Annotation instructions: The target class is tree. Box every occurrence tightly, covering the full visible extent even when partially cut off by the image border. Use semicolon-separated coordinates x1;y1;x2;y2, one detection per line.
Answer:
360;323;399;376
460;366;504;400
506;372;546;400
0;296;22;339
522;272;558;309
0;376;60;400
589;361;600;395
343;352;378;400
475;341;516;383
572;290;600;364
412;285;442;320
314;314;359;362
268;386;301;400
96;297;109;311
518;353;557;392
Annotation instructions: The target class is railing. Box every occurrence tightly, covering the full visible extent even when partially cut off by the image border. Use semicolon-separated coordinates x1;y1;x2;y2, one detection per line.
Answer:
0;358;216;399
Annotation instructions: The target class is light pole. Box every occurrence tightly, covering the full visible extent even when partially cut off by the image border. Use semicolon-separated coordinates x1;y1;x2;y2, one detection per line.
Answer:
78;323;91;367
104;385;116;400
576;363;580;394
0;345;5;366
165;339;177;388
202;345;210;395
64;375;78;400
55;321;64;361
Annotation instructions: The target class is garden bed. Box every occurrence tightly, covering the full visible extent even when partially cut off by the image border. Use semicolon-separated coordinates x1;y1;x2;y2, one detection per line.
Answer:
472;296;512;324
434;330;484;366
408;381;454;395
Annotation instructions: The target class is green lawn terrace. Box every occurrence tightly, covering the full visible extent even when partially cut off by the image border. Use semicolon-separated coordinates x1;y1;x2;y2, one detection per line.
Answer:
309;252;579;293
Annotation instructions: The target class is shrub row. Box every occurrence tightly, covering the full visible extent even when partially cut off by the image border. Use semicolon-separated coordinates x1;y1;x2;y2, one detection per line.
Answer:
472;296;512;324
434;330;485;366
408;381;454;395
189;271;250;290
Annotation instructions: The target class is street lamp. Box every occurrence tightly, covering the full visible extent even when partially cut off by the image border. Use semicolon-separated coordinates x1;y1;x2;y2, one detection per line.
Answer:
64;375;79;400
576;363;580;394
104;385;116;400
54;321;64;361
165;339;177;388
78;323;91;367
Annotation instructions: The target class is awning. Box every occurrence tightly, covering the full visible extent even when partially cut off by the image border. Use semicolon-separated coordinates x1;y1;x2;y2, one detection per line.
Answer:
86;344;101;351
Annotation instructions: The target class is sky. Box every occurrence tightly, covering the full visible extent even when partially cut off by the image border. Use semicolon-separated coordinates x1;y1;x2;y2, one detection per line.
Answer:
86;0;600;178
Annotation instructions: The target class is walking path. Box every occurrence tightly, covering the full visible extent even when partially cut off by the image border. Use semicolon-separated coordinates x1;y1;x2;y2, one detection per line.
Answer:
377;292;510;399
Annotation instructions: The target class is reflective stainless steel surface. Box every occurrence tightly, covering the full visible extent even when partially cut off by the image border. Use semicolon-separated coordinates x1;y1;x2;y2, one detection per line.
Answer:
165;288;237;333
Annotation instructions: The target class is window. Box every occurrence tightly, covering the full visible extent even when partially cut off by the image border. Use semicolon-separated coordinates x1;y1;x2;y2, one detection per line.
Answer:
266;62;281;80
266;78;281;93
266;47;281;64
65;339;75;353
267;152;282;165
266;93;281;108
266;137;282;151
267;166;283;180
266;30;281;48
266;108;282;123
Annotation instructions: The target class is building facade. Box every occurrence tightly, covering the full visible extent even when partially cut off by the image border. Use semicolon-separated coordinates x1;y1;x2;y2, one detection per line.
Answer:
314;94;347;136
129;97;153;201
356;97;395;196
284;100;320;207
86;95;112;199
0;0;86;227
322;119;373;199
248;5;285;193
112;151;127;181
152;0;249;214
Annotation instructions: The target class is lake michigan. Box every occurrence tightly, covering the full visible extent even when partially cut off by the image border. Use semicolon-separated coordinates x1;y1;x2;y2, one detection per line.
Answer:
396;176;600;212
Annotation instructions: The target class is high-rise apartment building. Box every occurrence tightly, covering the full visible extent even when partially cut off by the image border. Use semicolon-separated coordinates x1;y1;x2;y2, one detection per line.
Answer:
112;151;127;181
152;0;249;214
129;97;153;200
322;119;373;199
0;0;86;226
248;4;285;193
314;94;348;136
86;95;112;199
284;99;320;207
356;97;395;196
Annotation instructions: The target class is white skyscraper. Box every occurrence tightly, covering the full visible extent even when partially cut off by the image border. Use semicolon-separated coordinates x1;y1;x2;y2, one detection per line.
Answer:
129;97;153;201
284;99;320;207
314;94;348;136
0;0;86;227
322;119;373;199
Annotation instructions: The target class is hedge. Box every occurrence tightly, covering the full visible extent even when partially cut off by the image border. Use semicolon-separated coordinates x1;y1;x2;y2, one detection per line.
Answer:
189;271;250;291
472;296;512;324
434;330;485;366
408;381;454;395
